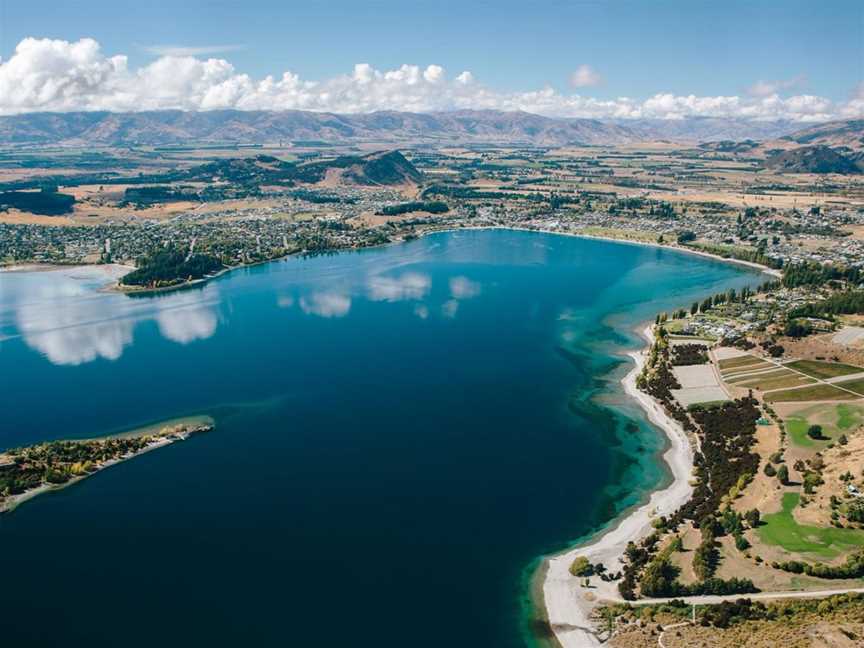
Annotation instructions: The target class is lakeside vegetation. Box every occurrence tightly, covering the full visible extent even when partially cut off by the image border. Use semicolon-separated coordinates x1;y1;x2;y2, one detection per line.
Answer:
0;419;213;513
120;247;224;288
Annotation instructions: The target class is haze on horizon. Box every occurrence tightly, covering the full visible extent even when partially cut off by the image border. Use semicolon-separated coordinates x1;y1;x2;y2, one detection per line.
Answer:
0;0;861;122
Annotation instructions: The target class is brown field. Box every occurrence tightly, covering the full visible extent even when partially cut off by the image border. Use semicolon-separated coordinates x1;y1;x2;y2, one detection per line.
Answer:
718;354;763;370
738;374;815;391
721;361;777;377
0;210;76;225
727;368;792;383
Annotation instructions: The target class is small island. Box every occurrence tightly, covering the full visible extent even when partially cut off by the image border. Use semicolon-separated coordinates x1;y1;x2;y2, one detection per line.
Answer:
0;417;213;514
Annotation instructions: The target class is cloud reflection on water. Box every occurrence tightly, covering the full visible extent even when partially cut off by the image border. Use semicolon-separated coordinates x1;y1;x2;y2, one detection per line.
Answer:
154;293;219;344
299;292;352;318
2;266;220;365
366;272;431;302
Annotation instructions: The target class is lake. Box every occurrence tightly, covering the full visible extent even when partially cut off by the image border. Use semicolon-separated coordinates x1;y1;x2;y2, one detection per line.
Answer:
0;229;762;647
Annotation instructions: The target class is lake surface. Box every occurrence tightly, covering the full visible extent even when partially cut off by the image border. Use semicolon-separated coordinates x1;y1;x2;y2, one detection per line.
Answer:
0;230;761;647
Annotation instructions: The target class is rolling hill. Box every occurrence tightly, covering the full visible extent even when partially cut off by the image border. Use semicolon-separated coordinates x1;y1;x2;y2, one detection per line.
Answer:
764;145;863;174
780;119;864;152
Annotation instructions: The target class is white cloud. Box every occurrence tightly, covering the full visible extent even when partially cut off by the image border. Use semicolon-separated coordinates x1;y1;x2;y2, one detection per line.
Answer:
144;44;245;57
747;75;806;98
367;272;431;302
841;82;864;118
570;64;602;88
0;37;860;122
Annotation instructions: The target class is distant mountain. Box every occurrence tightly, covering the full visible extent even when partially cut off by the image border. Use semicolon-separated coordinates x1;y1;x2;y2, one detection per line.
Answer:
621;118;799;143
0;109;805;147
764;145;863;174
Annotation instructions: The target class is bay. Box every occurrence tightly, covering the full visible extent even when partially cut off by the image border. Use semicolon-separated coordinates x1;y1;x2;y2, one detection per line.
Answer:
0;229;761;647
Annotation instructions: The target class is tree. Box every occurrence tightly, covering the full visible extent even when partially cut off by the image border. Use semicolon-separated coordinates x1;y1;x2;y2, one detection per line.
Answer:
784;320;812;339
763;463;776;477
744;509;761;528
807;425;823;440
569;556;594;578
777;464;789;485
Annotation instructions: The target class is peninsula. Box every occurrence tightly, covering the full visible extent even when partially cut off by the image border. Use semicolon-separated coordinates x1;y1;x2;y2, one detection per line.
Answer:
0;417;214;514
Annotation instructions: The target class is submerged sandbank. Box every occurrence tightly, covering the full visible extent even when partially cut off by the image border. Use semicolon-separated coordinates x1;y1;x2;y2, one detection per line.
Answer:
540;326;695;648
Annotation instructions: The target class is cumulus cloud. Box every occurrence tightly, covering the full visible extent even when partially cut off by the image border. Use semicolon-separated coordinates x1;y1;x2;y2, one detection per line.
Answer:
747;75;807;98
143;44;245;57
570;64;602;88
841;82;864;118
0;37;860;121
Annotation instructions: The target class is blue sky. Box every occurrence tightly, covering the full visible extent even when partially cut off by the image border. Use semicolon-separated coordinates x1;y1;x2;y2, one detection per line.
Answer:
1;0;860;99
0;0;861;118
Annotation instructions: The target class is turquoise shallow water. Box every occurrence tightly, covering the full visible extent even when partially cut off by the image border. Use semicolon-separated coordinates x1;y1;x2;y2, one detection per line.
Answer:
0;230;760;647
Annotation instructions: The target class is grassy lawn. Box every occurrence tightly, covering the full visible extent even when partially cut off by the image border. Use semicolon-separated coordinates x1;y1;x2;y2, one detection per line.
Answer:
786;359;864;380
786;418;826;447
580;226;658;243
836;403;864;430
758;492;864;558
782;402;864;448
764;384;860;403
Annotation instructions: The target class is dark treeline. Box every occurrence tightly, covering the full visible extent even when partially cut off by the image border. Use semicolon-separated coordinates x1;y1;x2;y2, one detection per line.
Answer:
782;261;862;289
684;241;783;270
0;189;76;215
379;201;449;216
774;549;864;579
671;344;708;366
789;290;864;319
674;398;760;525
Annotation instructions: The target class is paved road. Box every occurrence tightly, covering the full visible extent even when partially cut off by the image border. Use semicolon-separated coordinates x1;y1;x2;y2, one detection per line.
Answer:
618;585;864;607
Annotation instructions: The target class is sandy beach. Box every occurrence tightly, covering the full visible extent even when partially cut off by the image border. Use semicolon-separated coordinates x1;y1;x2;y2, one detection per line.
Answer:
541;325;696;647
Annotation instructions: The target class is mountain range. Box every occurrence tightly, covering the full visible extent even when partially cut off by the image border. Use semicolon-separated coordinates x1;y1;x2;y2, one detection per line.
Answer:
0;109;807;147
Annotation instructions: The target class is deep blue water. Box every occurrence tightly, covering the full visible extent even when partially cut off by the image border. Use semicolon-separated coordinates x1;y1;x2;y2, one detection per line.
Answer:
0;230;761;647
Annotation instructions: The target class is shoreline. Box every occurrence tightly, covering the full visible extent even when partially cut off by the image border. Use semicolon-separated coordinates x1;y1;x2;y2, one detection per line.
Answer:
0;261;135;274
0;416;214;515
442;225;781;279
5;220;780;296
539;324;696;648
